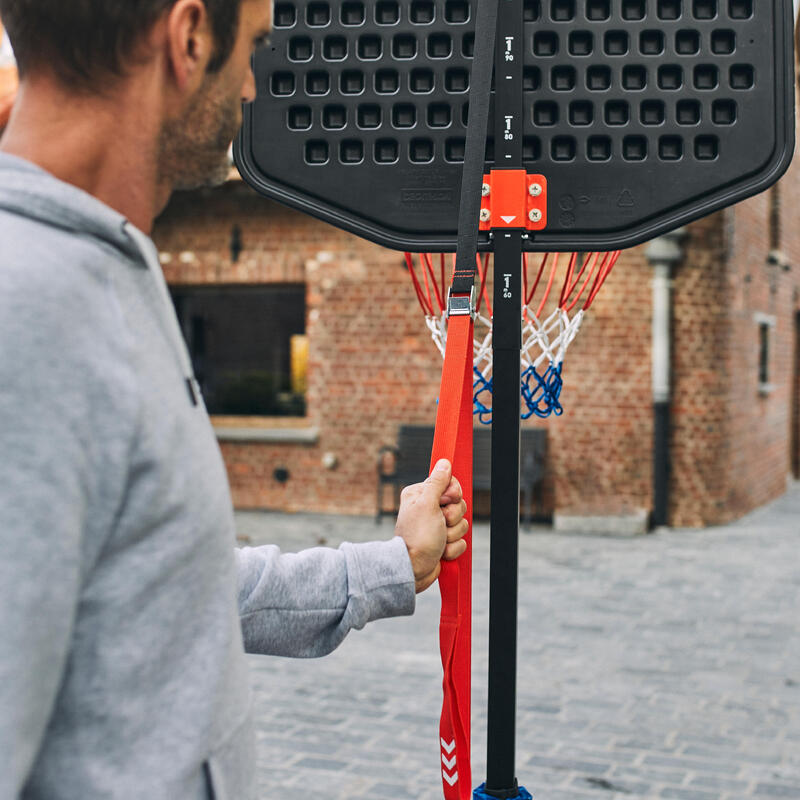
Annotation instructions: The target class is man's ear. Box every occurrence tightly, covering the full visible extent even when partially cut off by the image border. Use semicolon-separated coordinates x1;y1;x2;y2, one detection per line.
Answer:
164;0;214;91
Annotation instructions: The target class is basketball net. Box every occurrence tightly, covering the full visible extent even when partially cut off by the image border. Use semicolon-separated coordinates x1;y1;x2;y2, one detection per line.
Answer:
405;249;621;422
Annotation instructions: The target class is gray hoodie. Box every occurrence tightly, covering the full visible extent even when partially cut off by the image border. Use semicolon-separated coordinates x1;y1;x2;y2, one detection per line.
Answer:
0;153;415;800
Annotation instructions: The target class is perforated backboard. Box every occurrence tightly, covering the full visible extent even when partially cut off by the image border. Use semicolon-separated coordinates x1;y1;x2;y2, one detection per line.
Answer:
235;0;795;252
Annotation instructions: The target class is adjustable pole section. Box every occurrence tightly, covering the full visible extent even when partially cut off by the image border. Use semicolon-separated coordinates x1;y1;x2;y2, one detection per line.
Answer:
485;0;524;795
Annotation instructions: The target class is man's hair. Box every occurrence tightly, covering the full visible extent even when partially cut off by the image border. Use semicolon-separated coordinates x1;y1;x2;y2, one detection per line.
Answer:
0;0;242;87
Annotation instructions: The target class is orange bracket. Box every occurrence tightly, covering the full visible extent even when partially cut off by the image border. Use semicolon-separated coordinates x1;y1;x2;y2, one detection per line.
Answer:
478;170;547;232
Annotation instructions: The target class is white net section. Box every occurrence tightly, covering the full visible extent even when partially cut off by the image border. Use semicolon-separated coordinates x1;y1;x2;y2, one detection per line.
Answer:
406;251;621;422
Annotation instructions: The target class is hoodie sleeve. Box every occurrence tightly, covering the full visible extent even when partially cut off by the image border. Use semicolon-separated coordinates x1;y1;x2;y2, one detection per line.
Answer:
235;537;415;656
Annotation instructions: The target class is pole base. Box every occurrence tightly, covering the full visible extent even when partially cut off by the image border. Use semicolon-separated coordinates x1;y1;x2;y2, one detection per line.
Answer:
473;782;533;800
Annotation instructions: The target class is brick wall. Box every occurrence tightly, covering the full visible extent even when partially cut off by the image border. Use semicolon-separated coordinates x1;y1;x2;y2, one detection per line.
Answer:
153;160;800;525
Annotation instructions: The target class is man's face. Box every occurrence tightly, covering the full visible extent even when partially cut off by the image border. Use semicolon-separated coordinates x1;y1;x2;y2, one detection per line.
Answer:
158;0;271;191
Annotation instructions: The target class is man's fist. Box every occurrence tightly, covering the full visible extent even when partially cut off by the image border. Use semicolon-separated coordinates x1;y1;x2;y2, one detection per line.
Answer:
395;459;469;593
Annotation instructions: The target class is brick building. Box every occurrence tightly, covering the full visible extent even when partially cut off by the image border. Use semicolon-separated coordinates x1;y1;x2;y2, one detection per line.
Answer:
153;141;800;528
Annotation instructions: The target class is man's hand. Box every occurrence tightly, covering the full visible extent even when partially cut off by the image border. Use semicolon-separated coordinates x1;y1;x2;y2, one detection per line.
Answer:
395;459;469;593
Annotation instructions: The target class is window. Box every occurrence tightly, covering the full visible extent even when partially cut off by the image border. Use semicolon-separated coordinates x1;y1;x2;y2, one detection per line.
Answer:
171;285;307;416
754;312;776;396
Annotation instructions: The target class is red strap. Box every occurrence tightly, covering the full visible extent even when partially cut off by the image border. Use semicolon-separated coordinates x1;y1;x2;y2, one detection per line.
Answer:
430;314;474;800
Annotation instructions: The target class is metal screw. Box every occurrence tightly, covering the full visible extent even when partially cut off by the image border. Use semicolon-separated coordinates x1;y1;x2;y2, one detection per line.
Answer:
481;183;491;197
528;209;542;223
479;208;491;222
529;182;543;197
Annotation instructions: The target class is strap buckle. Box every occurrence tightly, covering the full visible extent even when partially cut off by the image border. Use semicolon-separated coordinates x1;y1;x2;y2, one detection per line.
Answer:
447;286;476;319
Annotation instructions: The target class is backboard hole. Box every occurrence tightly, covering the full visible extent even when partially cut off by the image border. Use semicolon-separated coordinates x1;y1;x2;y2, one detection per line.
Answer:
306;71;330;95
306;2;331;26
523;66;542;90
730;64;754;89
462;33;475;57
586;0;611;20
427;33;452;58
568;30;593;55
288;106;312;130
711;29;736;54
551;137;576;161
375;69;399;93
533;31;560;56
410;138;435;163
305;140;329;164
524;0;542;21
604;30;629;55
729;0;752;19
340;70;364;94
605;101;630;125
392;34;418;58
375;139;399;163
288;37;313;61
323;36;348;60
445;0;470;23
694;135;719;160
428;103;452;127
622;0;646;19
641;100;666;125
410;0;435;23
357;104;382;128
322;105;347;129
359;35;383;59
675;29;700;54
340;140;364;164
445;138;466;162
522;137;542;161
551;66;576;91
712;98;737;124
586;65;611;90
271;72;296;96
622;65;647;90
534;101;559;126
587;136;612;161
445;68;470;92
693;0;716;18
657;65;683;90
659;136;683;160
375;1;400;24
341;1;366;25
485;138;495;162
694;64;719;90
640;30;665;55
657;0;682;20
623;136;648;160
462;102;470;125
274;3;297;27
551;0;575;22
392;104;417;128
410;68;435;93
676;99;701;124
569;101;594;125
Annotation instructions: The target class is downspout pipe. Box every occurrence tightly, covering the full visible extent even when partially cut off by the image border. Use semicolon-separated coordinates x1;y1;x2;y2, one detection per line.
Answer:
645;229;686;529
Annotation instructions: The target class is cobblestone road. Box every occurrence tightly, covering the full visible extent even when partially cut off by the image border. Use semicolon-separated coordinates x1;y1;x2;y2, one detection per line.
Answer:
237;483;800;800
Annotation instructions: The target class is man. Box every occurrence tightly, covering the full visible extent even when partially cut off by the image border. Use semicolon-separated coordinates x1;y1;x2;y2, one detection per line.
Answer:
0;1;468;798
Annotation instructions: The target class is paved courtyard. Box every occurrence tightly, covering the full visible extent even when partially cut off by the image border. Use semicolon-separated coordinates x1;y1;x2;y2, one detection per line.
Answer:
236;482;800;800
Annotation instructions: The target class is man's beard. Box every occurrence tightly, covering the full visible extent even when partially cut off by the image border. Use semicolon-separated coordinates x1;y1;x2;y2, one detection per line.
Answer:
158;76;242;192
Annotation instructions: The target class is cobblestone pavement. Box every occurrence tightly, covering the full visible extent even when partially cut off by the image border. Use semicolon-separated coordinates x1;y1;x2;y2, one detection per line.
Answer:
237;483;800;800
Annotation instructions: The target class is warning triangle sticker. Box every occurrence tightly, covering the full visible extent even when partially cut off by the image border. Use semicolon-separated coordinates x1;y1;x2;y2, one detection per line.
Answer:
500;215;517;224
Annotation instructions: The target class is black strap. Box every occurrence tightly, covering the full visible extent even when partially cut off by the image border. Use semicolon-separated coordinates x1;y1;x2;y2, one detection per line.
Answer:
451;0;499;297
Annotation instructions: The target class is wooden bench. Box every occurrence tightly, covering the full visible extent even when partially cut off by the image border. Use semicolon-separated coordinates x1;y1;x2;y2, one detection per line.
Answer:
376;425;546;526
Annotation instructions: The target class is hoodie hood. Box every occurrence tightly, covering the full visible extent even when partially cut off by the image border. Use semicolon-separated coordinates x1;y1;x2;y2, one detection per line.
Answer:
0;151;144;263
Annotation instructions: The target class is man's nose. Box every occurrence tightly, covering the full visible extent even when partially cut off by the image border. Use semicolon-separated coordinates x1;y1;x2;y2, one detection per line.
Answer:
242;67;256;104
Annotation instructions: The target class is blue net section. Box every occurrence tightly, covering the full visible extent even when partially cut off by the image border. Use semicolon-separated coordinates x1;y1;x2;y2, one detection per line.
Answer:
473;363;564;425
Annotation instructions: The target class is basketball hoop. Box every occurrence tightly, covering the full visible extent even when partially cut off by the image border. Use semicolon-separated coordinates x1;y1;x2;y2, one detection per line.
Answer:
405;249;620;422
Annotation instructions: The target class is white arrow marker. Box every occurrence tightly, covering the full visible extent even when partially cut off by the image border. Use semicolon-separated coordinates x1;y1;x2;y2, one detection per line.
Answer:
440;738;456;754
501;215;517;224
442;754;457;770
442;769;459;786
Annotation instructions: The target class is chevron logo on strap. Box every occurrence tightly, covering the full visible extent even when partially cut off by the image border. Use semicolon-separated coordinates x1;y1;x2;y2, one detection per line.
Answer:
440;738;456;754
442;768;459;787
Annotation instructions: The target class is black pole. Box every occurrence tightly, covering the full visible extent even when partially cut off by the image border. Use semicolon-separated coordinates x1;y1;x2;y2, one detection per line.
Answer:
652;401;670;527
485;0;524;794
